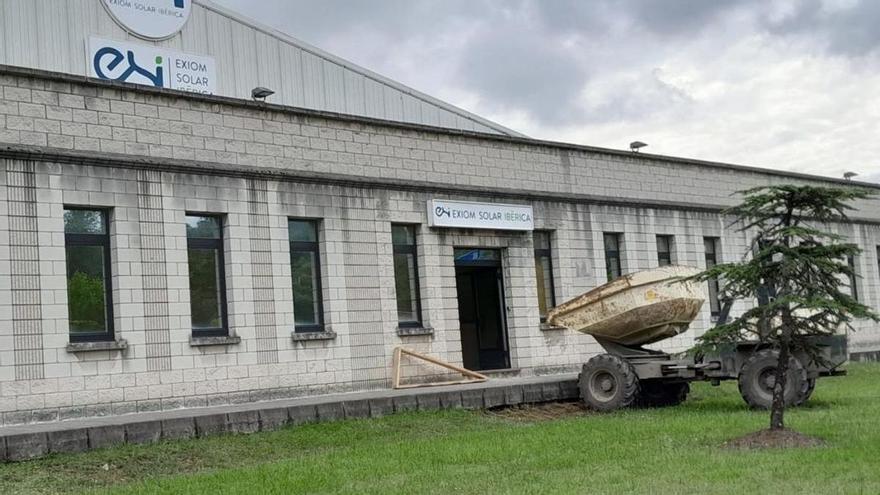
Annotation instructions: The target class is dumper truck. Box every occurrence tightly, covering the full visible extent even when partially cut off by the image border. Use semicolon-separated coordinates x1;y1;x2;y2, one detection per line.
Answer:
546;266;847;411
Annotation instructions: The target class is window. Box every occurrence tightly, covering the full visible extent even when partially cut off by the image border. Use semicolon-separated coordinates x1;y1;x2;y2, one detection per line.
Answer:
186;215;228;336
656;235;673;267
392;224;422;327
64;208;113;342
534;231;556;321
604;233;622;281
289;220;323;332
704;237;721;318
848;254;859;302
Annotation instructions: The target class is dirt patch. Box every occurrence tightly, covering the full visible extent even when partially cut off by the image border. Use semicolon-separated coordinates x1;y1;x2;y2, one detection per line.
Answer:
484;401;589;422
724;428;825;450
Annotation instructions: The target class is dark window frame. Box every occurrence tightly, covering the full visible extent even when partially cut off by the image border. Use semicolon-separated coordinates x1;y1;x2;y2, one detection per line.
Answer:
186;213;229;337
848;254;859;302
603;233;623;282
289;219;325;333
656;234;673;267
534;230;557;322
64;207;115;343
704;237;721;318
392;224;423;328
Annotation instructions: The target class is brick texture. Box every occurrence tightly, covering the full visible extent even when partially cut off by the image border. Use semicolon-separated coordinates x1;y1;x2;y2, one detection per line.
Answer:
0;70;877;425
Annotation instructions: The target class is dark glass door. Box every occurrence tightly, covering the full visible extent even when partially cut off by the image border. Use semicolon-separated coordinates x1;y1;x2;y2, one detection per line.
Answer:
454;249;509;371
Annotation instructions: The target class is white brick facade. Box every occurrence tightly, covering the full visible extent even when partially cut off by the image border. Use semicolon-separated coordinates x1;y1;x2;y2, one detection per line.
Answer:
0;67;878;425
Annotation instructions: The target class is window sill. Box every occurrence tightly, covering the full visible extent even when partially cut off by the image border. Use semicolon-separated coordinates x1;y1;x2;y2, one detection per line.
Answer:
540;323;567;332
66;339;128;353
190;335;241;347
397;326;434;337
291;330;337;342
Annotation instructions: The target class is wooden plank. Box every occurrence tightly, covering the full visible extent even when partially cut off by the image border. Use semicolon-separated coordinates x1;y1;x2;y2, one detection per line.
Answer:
392;347;402;389
391;347;487;389
394;380;484;390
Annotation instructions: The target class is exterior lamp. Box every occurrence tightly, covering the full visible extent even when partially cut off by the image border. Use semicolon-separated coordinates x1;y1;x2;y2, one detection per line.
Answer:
251;87;275;101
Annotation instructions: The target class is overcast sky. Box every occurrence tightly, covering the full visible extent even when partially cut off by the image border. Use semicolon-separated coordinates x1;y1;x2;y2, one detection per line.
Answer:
213;0;880;183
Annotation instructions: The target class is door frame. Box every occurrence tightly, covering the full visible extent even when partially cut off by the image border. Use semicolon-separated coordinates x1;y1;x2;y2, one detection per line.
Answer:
453;247;511;370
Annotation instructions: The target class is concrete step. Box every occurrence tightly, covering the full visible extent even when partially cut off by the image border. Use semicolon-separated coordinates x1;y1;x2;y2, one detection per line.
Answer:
0;373;579;462
480;368;522;379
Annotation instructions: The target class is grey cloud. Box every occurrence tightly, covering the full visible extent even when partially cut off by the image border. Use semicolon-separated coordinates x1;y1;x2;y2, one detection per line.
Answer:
862;171;880;184
456;25;588;125
526;0;752;38
581;69;694;124
762;0;880;57
214;0;505;47
618;0;755;36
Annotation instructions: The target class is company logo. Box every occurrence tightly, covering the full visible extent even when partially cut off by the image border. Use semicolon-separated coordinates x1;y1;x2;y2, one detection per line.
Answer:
427;200;534;231
93;46;164;87
89;37;216;95
102;0;192;40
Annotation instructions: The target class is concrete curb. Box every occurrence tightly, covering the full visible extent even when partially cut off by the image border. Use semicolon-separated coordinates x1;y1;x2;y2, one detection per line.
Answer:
0;374;579;462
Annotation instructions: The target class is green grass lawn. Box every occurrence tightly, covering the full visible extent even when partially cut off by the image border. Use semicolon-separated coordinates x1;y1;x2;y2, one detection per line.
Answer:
2;363;879;495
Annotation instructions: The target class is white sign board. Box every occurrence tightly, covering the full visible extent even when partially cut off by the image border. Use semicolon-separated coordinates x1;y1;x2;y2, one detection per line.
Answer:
427;200;534;231
89;37;216;94
102;0;192;40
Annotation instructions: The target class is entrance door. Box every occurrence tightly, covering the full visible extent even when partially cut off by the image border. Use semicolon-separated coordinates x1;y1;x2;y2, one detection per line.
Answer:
454;249;510;371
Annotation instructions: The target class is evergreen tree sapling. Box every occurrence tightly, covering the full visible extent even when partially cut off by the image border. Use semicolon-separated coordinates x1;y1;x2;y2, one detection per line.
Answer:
690;185;878;430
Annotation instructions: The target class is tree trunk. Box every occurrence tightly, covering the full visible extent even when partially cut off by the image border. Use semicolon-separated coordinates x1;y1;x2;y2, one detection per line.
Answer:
770;316;792;430
769;342;788;430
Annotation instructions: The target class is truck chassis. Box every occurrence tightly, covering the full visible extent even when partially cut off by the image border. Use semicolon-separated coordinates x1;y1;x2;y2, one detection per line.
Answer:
579;334;847;411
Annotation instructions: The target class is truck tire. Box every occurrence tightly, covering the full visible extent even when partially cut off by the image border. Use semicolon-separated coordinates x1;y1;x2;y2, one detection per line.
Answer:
737;349;809;409
579;354;640;412
638;381;690;408
794;378;817;406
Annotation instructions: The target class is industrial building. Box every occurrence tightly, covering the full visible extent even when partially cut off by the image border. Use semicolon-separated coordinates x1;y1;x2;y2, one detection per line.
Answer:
0;0;877;426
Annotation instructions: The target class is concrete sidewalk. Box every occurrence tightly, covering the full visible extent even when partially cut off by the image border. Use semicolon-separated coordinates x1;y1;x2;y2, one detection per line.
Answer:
0;373;579;461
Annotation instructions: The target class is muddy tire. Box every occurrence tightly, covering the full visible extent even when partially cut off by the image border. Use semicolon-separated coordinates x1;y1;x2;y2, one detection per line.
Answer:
794;378;817;406
737;349;809;409
579;354;640;412
638;381;690;408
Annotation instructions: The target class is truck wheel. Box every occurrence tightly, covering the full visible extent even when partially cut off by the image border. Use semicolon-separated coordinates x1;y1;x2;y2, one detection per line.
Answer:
794;378;817;406
737;349;809;409
638;381;690;408
579;354;640;412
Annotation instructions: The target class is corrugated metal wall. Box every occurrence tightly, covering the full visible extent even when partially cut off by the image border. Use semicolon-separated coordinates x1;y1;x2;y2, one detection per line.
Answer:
0;0;519;136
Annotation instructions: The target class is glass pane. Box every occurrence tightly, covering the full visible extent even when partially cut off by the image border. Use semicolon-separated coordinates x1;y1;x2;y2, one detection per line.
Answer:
188;247;224;329
394;252;419;322
704;237;717;258
291;251;320;326
66;245;108;333
657;236;671;266
186;216;222;239
708;280;720;314
64;209;106;234
848;255;858;300
392;224;415;246
657;235;669;253
604;233;619;252
454;249;500;263
289;220;317;242
534;231;550;250
535;255;554;316
606;256;621;282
